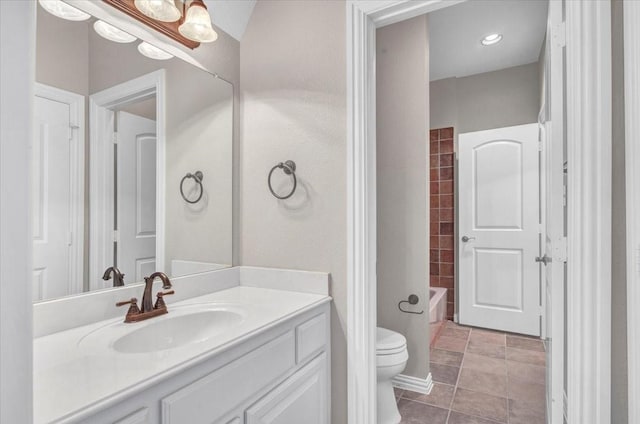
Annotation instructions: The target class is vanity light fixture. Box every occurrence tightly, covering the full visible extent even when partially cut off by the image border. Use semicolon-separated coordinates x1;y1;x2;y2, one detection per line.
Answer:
38;0;91;21
481;33;503;46
138;41;174;60
94;20;137;43
103;0;217;49
178;0;218;43
133;0;181;22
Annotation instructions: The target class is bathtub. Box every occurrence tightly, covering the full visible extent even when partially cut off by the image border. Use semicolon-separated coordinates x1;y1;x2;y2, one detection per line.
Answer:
429;287;447;324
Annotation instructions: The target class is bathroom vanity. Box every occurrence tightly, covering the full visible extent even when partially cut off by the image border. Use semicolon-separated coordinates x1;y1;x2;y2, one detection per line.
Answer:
33;267;331;424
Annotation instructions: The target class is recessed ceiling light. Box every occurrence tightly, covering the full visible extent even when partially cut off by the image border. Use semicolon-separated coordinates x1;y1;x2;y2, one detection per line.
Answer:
137;42;173;60
38;0;91;21
94;21;137;43
481;33;503;46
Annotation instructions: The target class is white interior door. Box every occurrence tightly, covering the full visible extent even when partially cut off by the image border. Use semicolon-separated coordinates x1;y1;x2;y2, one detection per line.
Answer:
116;111;157;283
32;96;72;301
543;1;566;421
458;123;541;336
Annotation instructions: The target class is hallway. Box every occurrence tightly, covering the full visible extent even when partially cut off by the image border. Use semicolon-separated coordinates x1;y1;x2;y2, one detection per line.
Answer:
396;321;546;424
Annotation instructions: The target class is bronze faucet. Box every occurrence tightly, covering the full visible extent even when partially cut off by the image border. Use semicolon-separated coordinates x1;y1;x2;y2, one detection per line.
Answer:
141;272;172;313
102;266;125;287
116;272;174;323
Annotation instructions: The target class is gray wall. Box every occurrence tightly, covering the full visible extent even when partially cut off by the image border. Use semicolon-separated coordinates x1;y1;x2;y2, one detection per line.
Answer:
120;97;156;121
611;0;628;422
376;15;431;379
430;62;541;134
36;8;89;97
239;1;347;422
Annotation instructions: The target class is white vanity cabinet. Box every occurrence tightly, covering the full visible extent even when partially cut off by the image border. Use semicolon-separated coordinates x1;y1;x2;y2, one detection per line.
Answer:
245;353;328;424
75;303;330;424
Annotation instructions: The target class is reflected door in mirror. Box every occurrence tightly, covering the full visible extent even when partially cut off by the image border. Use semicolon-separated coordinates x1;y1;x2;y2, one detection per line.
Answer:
32;95;78;301
117;111;157;282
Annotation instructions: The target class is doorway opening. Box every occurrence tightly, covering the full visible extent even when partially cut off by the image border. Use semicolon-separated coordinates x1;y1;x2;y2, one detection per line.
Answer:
89;70;166;291
372;0;569;423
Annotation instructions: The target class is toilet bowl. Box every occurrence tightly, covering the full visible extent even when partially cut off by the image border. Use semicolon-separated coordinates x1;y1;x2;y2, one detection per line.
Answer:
377;327;409;424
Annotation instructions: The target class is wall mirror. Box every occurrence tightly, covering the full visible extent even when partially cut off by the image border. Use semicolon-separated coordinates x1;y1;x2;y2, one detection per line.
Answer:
33;2;233;302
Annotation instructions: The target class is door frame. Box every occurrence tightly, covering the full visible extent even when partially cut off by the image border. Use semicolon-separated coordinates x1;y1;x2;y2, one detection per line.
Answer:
540;2;566;420
624;1;640;422
346;1;612;423
0;1;34;421
33;83;85;297
89;70;166;290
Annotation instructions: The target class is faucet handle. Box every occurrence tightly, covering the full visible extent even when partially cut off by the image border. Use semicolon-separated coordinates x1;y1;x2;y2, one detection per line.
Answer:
116;297;140;319
116;297;138;307
154;290;174;309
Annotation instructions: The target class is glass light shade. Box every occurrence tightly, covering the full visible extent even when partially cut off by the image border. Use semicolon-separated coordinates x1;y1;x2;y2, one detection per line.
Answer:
38;0;91;21
134;0;181;22
481;33;503;46
178;1;218;43
137;42;173;60
94;21;137;43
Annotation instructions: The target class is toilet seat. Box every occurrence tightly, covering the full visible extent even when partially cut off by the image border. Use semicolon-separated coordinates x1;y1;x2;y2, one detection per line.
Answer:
376;327;407;353
377;344;407;356
376;327;408;367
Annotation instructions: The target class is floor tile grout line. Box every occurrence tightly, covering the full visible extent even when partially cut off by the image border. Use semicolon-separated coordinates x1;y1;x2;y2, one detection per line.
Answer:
445;323;470;424
506;343;546;354
397;396;450;410
454;324;510;424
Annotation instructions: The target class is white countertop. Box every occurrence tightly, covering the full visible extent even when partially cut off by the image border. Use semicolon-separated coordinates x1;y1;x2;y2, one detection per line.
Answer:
34;286;330;424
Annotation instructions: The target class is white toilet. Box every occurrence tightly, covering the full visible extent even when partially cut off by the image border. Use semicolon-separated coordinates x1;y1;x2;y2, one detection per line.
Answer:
376;327;409;424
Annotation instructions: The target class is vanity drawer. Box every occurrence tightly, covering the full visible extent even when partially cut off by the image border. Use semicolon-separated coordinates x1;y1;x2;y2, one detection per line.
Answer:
113;408;150;424
245;353;328;424
161;331;295;424
295;313;328;364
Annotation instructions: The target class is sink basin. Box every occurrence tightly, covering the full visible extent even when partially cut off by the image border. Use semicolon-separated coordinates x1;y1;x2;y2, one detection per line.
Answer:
112;309;244;354
77;304;247;355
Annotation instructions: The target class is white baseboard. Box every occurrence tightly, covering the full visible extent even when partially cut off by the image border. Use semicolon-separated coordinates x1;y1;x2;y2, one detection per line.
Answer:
392;373;433;395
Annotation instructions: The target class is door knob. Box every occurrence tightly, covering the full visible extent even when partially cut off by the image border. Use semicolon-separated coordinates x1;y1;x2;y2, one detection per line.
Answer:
461;236;476;242
535;254;552;265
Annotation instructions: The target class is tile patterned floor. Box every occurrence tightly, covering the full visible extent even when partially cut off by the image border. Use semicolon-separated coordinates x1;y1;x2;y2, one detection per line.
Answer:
395;321;546;424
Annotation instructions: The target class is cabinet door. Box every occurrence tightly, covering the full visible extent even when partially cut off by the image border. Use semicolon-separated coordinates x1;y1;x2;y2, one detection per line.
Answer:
245;353;328;424
161;332;295;424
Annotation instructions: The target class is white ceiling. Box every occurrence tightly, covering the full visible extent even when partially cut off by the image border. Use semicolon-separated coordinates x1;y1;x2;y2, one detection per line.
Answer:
428;0;548;81
205;0;256;41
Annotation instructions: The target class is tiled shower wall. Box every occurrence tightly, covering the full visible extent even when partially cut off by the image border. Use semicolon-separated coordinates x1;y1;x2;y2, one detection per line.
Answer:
430;127;455;320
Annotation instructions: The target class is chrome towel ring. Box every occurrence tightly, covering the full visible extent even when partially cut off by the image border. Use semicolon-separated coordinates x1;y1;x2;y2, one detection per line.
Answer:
268;160;297;200
180;171;204;204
